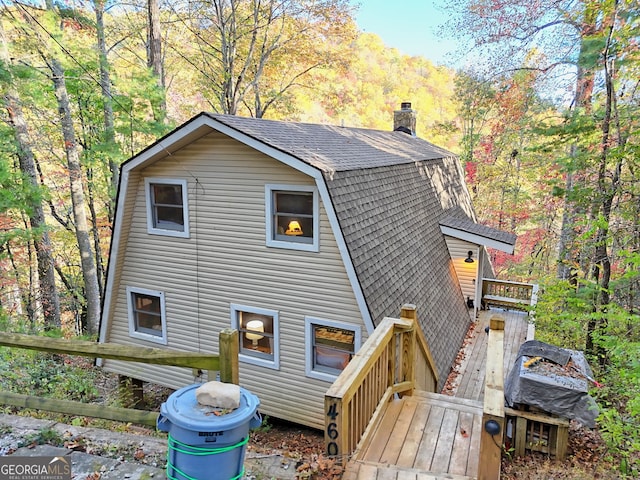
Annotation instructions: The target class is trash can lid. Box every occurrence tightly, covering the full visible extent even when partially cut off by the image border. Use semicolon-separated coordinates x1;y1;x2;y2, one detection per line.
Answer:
160;384;260;432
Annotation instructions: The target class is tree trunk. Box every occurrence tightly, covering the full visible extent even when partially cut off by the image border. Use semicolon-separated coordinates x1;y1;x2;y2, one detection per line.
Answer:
50;58;102;336
556;22;597;280
556;169;575;281
94;0;119;220
5;243;36;327
586;14;622;366
1;22;61;329
6;94;62;329
147;0;166;118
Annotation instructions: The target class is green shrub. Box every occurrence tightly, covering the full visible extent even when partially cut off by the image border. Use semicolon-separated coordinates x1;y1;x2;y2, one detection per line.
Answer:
0;347;98;402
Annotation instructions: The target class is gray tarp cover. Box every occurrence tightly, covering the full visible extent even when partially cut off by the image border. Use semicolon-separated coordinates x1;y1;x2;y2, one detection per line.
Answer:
504;340;598;428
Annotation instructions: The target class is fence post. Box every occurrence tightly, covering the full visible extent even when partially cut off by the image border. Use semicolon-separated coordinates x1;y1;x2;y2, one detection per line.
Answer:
478;315;505;480
218;329;239;384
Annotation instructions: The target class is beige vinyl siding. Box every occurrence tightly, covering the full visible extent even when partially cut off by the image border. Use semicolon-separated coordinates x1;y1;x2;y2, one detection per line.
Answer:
103;132;366;429
445;236;479;311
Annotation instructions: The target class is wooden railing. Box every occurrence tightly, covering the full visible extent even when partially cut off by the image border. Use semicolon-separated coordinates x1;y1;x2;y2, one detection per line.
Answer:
323;305;437;461
478;315;505;480
0;329;239;426
482;279;539;310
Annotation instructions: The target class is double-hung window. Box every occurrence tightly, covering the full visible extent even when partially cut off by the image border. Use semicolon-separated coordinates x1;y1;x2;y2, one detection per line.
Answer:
231;304;279;369
145;178;189;238
127;286;167;344
305;317;360;381
265;185;319;252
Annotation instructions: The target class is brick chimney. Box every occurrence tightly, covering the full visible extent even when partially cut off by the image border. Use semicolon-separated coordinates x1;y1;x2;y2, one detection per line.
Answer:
393;102;416;136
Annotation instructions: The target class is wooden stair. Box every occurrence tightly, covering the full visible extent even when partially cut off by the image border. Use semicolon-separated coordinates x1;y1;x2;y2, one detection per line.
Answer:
343;461;476;480
342;391;483;480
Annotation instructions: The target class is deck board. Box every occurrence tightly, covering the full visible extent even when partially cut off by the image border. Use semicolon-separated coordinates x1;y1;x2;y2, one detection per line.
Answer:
448;411;475;476
413;404;445;471
379;398;419;465
396;401;432;468
454;309;529;402
364;399;405;462
342;309;531;479
429;407;459;473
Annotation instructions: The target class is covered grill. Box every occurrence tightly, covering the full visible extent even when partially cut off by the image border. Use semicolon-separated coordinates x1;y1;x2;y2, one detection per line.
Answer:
505;340;598;428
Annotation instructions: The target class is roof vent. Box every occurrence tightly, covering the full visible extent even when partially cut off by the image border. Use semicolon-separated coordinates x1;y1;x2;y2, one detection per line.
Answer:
394;102;416;136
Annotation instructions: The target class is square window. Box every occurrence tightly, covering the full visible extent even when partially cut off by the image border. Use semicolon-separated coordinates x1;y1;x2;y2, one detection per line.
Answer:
231;304;279;369
145;178;189;238
274;192;313;242
265;185;318;252
305;318;361;381
127;286;167;344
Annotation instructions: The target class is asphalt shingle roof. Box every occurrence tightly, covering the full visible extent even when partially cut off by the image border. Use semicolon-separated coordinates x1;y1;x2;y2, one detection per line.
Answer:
440;213;517;247
210;113;455;172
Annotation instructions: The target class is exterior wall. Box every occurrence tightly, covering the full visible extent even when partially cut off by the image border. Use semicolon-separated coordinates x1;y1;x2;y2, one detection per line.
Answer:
445;236;479;314
103;132;366;429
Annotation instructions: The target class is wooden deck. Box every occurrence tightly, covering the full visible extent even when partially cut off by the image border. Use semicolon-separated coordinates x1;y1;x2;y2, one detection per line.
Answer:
451;308;532;402
342;309;531;479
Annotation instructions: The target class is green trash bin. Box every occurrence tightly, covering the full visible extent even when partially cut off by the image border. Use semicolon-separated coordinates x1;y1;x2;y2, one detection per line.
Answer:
157;383;261;480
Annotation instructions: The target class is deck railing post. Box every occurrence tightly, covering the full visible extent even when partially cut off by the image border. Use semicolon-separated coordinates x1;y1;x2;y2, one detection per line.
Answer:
324;395;347;461
218;328;239;384
478;315;505;480
399;304;417;395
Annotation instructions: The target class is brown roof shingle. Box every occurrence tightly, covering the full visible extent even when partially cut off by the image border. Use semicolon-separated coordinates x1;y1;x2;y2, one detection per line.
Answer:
210;113;455;172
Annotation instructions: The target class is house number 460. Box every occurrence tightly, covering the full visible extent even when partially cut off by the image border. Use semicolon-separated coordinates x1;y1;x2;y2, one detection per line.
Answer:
326;403;339;456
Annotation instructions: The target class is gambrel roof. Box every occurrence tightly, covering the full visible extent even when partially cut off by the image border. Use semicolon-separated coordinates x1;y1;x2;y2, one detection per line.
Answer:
211;114;454;171
111;112;516;387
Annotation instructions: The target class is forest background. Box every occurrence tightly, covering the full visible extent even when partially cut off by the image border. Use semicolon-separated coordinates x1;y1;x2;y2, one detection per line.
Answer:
0;0;638;475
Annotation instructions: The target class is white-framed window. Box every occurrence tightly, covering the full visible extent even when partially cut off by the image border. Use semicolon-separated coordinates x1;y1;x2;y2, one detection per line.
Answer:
145;178;190;238
231;304;279;370
265;184;319;252
305;317;361;382
126;286;167;345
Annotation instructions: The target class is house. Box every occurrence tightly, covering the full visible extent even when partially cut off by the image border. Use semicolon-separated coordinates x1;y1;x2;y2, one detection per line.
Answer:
98;104;516;429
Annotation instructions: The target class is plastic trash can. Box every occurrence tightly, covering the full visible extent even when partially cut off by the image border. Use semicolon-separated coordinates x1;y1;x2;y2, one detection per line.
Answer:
157;383;261;480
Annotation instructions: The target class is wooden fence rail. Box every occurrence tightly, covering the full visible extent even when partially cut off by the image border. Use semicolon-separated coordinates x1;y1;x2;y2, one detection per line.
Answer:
0;329;239;426
323;305;437;462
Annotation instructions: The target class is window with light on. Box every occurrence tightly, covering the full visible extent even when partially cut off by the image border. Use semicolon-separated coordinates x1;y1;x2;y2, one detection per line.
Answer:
239;312;274;359
273;191;313;244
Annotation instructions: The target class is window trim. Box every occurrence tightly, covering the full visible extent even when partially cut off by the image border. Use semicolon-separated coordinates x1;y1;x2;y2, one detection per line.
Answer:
265;184;319;252
126;286;168;345
230;304;280;370
145;178;190;238
305;317;361;382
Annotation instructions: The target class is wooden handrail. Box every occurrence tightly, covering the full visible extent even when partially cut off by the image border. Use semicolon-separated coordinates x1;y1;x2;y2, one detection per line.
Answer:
0;330;239;425
478;315;506;480
324;305;438;462
482;279;539;310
